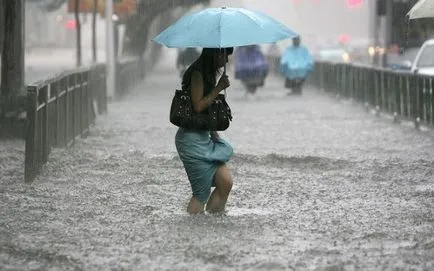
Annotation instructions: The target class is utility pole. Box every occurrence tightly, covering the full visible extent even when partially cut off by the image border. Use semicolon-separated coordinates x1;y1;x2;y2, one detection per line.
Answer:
382;0;393;68
92;0;98;63
74;0;82;67
105;0;116;99
371;0;380;66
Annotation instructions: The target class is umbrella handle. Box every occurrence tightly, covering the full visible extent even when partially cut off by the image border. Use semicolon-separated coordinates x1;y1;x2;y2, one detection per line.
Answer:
224;48;227;97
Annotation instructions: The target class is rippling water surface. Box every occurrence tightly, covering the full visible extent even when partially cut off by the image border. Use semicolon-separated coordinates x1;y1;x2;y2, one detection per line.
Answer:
1;58;434;270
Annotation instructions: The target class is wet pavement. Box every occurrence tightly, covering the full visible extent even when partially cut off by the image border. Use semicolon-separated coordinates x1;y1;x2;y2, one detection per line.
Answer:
1;55;434;270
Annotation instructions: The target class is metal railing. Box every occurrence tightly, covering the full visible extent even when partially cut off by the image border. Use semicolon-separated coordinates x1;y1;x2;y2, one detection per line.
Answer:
310;61;434;129
24;58;144;183
24;64;107;182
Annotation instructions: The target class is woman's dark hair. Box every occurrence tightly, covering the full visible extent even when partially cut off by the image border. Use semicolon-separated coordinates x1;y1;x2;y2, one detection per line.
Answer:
182;47;233;90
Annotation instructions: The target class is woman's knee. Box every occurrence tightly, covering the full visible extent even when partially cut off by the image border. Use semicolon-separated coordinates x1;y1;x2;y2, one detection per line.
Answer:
215;165;233;193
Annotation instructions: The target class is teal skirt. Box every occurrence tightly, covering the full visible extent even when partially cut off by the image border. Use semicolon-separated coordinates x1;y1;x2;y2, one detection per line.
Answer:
175;128;233;203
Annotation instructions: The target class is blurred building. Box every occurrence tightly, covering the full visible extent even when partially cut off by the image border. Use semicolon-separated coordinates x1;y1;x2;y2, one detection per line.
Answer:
25;1;70;48
25;1;107;51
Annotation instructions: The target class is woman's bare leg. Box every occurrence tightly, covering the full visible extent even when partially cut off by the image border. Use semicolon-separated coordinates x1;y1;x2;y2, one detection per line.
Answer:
187;196;205;214
206;165;233;213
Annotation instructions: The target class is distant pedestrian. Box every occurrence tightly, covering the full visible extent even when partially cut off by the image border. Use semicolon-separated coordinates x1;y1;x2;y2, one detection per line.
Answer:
266;43;281;75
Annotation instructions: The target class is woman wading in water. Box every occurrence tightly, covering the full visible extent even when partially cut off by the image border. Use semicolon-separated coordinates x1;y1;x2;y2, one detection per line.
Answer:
175;48;234;214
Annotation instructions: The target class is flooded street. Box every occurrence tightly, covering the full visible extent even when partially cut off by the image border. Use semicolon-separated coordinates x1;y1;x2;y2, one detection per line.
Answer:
1;54;434;270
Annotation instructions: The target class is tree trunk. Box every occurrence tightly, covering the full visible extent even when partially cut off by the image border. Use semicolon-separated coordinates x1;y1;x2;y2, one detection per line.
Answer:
1;0;25;101
92;0;97;63
0;1;5;54
74;0;82;67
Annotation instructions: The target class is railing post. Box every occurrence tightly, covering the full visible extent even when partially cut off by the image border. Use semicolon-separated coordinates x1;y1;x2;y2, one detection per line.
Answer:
340;65;345;98
326;63;330;92
81;71;89;136
353;66;357;102
393;74;400;123
381;71;386;113
54;81;61;147
327;63;331;93
405;75;418;129
363;68;368;104
360;68;365;106
89;69;96;122
368;69;374;108
71;73;77;142
84;71;91;133
412;76;420;129
430;78;434;126
25;86;38;183
319;63;324;91
78;72;84;135
386;72;391;113
405;75;411;118
41;86;49;163
348;65;354;101
100;68;108;114
65;75;70;145
421;77;427;124
374;71;380;116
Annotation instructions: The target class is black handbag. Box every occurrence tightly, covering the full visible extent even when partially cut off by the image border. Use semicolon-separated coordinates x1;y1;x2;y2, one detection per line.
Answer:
169;88;232;131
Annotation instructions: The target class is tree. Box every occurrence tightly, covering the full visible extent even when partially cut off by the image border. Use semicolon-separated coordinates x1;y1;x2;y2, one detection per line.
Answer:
0;2;4;53
92;0;97;62
1;0;25;105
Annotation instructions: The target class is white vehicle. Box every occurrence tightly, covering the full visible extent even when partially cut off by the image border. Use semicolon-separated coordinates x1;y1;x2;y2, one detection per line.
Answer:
409;39;434;76
315;45;351;64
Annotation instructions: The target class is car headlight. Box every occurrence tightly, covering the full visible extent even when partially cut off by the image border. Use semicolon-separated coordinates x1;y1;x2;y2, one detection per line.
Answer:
342;52;350;62
368;46;375;56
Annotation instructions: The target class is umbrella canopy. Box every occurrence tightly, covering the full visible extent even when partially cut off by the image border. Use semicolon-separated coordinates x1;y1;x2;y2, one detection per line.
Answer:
153;7;298;48
407;0;434;19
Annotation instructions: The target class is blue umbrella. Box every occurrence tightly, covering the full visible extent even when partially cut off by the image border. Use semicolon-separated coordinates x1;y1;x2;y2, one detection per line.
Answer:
153;7;298;48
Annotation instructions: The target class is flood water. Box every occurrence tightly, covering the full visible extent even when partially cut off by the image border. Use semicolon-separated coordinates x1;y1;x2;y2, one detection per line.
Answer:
1;53;433;270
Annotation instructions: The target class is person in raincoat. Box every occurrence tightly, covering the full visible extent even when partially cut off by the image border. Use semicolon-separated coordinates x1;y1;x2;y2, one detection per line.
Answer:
266;43;281;75
234;45;269;95
280;36;314;94
175;48;234;214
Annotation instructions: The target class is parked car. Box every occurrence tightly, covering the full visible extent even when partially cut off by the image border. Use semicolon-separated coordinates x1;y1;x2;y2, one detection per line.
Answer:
388;39;434;76
410;39;434;76
387;47;420;71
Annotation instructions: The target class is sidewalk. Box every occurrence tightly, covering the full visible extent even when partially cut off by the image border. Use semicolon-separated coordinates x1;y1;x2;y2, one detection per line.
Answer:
1;56;433;270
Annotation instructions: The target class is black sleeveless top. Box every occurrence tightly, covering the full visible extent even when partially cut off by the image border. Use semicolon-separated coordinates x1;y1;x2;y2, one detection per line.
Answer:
182;65;215;97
